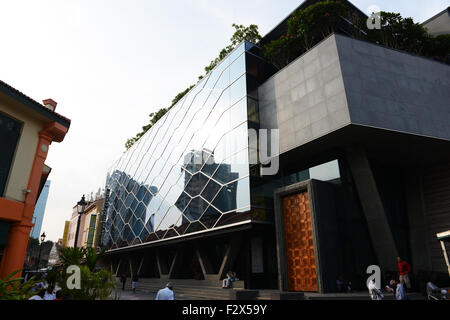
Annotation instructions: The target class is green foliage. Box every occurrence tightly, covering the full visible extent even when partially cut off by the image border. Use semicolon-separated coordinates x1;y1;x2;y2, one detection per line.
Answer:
365;11;449;62
170;85;194;108
264;1;449;70
125;107;168;150
263;36;301;70
57;265;116;300
125;23;261;151
59;246;85;266
264;1;346;68
204;23;262;74
425;34;450;63
289;1;347;48
365;12;428;54
0;269;38;300
52;247;117;300
230;23;261;47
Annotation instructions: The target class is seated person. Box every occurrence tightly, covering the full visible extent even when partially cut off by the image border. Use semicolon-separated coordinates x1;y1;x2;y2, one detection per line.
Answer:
222;271;236;288
336;275;352;293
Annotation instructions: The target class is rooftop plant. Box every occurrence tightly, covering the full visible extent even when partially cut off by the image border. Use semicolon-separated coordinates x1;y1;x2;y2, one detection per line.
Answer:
263;1;449;70
264;1;348;69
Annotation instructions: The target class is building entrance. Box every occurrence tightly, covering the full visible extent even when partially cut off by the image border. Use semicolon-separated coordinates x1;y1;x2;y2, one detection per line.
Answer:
282;191;318;292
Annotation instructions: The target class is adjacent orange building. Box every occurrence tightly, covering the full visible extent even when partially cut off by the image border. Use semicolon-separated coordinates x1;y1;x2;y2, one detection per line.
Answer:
0;80;70;279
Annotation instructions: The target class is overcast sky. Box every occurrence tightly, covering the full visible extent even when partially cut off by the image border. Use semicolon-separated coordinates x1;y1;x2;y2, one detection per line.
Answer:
0;0;447;242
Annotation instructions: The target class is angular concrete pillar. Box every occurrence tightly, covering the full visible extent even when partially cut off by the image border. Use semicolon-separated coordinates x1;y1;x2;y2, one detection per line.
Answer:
197;248;217;281
218;234;243;280
168;246;184;279
156;251;169;279
346;146;398;272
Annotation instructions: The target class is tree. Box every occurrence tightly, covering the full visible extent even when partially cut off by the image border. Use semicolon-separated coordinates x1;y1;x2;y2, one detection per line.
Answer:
263;3;449;70
264;1;347;69
425;34;450;64
365;12;428;54
50;247;117;300
204;23;262;74
0;269;38;300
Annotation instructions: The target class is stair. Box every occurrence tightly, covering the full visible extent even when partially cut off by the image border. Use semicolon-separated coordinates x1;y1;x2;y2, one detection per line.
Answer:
118;278;246;300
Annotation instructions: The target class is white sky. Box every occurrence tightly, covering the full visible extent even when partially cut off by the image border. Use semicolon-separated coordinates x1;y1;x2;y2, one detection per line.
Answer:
0;0;447;242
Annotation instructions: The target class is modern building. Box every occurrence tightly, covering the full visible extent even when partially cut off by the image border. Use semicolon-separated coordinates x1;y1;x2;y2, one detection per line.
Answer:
99;0;450;293
422;7;450;36
0;80;70;279
30;180;51;239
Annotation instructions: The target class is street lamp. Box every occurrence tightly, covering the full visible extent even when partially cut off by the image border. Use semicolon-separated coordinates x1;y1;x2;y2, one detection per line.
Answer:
74;195;87;248
36;231;46;270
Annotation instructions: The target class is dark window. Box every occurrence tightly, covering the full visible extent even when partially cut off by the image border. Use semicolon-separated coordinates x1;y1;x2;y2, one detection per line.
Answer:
0;112;22;196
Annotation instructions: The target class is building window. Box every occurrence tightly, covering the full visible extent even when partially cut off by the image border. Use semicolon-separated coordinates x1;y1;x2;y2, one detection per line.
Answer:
86;215;97;247
0;112;22;197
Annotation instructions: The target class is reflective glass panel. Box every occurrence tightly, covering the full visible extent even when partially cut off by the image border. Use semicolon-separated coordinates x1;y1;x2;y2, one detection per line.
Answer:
101;41;254;250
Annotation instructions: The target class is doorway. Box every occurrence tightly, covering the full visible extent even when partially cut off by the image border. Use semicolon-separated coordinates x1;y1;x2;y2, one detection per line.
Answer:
282;191;318;292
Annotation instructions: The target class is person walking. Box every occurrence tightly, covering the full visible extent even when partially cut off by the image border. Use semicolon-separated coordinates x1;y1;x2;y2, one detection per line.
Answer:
397;257;412;290
155;283;174;300
132;274;139;293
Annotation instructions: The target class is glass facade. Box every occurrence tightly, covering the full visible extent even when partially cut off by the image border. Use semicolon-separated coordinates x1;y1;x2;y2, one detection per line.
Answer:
101;42;255;250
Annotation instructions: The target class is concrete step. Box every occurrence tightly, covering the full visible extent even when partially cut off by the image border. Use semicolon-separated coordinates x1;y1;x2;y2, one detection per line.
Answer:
117;278;244;290
117;277;246;301
303;291;425;300
118;280;243;300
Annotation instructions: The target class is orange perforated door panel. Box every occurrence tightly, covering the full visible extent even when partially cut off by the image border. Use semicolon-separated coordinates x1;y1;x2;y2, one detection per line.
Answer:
282;191;318;292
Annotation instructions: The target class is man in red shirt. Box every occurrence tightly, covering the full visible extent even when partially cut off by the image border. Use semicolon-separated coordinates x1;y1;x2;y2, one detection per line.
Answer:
397;257;412;289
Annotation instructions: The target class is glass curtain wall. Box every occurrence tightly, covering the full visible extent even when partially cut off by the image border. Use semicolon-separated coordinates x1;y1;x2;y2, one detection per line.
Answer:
101;42;253;250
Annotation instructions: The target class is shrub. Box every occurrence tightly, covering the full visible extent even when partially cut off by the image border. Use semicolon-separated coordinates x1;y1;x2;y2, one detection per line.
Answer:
52;247;117;300
0;269;38;300
264;1;347;69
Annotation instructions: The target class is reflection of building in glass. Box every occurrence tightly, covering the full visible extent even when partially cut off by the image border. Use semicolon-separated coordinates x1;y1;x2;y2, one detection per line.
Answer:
101;170;158;249
179;149;238;226
101;41;253;253
100;1;450;295
30;180;51;239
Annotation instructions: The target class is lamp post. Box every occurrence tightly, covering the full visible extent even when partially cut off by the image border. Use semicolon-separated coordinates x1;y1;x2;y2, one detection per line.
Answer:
36;232;46;270
74;195;87;248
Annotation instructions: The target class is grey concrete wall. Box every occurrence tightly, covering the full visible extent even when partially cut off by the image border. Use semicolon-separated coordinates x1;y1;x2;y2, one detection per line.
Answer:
258;35;351;155
258;34;450;156
336;34;450;141
422;8;450;36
